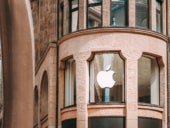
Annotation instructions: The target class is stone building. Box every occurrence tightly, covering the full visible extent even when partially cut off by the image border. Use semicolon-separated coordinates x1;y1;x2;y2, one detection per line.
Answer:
0;0;170;128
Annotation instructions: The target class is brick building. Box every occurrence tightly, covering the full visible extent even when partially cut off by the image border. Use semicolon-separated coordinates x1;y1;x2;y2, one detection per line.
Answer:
0;0;170;128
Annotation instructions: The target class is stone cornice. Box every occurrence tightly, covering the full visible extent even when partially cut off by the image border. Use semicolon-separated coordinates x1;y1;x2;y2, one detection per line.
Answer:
58;28;169;45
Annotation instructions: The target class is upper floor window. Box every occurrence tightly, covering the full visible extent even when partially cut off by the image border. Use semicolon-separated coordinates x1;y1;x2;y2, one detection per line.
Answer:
89;53;125;103
87;0;102;28
136;0;149;29
69;0;79;32
64;58;76;107
110;0;128;27
138;55;160;105
156;0;162;33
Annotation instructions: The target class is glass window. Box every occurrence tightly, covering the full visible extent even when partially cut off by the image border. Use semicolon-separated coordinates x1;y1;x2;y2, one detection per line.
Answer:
87;0;102;28
62;119;76;128
89;117;125;128
60;2;64;36
156;0;162;33
136;0;149;28
69;0;79;32
138;118;162;128
110;0;128;27
64;58;76;107
89;53;125;103
138;55;160;105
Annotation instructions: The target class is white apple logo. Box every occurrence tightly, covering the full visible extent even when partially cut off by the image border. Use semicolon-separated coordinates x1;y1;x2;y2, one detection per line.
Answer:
97;66;115;88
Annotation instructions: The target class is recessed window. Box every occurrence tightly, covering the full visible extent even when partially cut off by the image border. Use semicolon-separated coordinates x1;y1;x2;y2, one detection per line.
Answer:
62;119;76;128
69;0;79;32
138;118;162;128
156;0;162;33
89;53;125;103
64;58;76;107
138;55;160;105
87;0;102;28
136;0;149;28
110;0;128;27
89;117;125;128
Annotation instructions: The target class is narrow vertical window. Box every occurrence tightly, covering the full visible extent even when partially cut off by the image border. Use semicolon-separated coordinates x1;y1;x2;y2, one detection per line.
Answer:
64;58;76;107
138;55;160;105
87;0;102;28
69;0;79;32
136;0;149;28
110;0;128;27
60;2;64;36
156;0;162;33
89;53;125;103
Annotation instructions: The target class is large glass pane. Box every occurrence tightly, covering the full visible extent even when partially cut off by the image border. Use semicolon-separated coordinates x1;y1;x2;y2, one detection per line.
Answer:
88;6;102;28
89;53;124;103
71;11;78;32
89;117;125;128
72;0;78;9
111;0;127;27
62;119;76;128
136;0;149;28
64;58;76;107
139;118;162;128
138;56;160;105
88;0;102;4
156;1;162;32
70;0;79;32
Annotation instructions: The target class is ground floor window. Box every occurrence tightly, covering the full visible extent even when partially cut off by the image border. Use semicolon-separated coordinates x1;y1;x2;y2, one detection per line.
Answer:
62;119;76;128
88;117;125;128
138;118;162;128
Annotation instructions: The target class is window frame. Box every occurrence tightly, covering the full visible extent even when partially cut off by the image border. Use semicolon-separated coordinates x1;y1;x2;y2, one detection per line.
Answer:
110;0;128;27
88;52;125;104
64;58;76;107
69;0;79;32
156;0;162;33
87;0;103;29
138;55;160;106
135;0;150;29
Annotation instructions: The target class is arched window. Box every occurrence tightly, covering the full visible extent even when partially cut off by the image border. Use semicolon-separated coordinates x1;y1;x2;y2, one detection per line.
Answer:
87;0;102;28
69;0;79;32
40;71;48;126
33;86;38;128
89;53;125;103
64;58;76;107
110;0;128;27
136;0;149;28
138;55;160;105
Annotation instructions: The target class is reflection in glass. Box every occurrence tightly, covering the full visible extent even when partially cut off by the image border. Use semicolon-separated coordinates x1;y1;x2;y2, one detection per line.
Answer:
138;56;160;105
89;53;125;103
156;1;162;32
64;58;76;107
138;118;162;128
136;0;149;28
111;0;127;27
88;0;102;4
70;0;79;32
87;0;102;28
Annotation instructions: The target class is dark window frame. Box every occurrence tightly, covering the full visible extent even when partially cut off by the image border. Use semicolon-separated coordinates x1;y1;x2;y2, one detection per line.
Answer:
156;0;162;33
135;0;150;29
69;0;79;32
88;52;126;104
64;58;76;108
110;0;128;27
138;117;162;128
87;0;103;29
60;2;64;36
138;55;160;106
